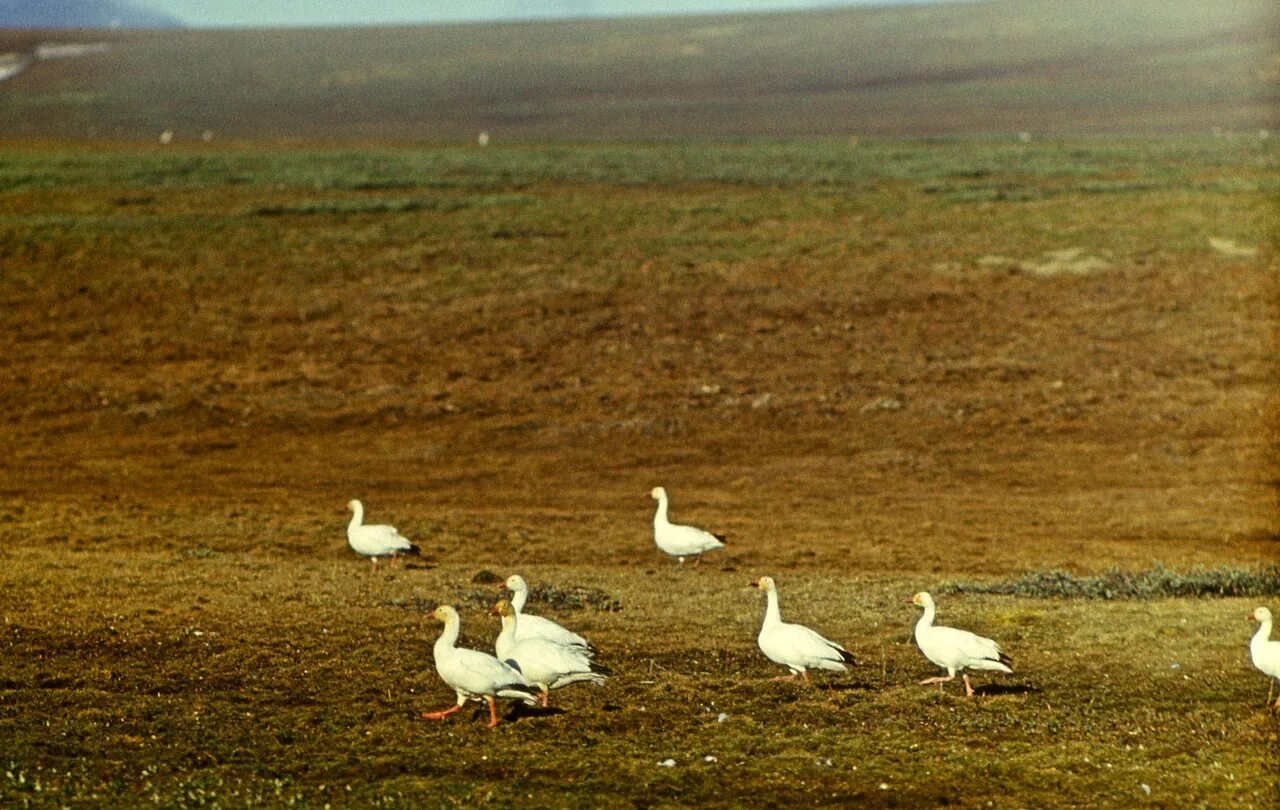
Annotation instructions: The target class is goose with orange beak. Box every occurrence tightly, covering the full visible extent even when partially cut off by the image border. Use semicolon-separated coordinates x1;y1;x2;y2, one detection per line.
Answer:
910;591;1012;697
750;576;855;683
491;599;609;706
421;605;539;729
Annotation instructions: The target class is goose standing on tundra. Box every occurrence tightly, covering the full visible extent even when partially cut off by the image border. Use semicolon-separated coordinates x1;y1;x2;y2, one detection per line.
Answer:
346;499;419;571
500;574;596;655
751;576;856;683
1248;606;1280;709
491;599;609;706
421;605;540;729
910;591;1012;697
650;486;725;564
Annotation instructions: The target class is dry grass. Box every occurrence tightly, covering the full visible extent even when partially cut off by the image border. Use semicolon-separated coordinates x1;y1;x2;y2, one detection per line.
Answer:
2;554;1278;807
0;137;1277;806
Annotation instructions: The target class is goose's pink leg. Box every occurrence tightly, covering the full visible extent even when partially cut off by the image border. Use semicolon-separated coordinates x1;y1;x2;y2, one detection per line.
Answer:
421;704;461;722
918;674;955;690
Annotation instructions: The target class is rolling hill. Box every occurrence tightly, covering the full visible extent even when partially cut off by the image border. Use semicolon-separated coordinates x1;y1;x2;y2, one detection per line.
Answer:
0;0;1274;139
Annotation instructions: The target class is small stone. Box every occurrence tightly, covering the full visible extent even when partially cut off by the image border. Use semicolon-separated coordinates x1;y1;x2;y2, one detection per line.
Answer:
657;759;676;768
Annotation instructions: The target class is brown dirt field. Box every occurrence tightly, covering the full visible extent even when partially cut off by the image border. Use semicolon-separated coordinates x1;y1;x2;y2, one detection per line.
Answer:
0;139;1277;806
3;168;1276;575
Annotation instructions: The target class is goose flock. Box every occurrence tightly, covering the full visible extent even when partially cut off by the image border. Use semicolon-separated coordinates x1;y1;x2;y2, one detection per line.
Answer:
348;489;1280;728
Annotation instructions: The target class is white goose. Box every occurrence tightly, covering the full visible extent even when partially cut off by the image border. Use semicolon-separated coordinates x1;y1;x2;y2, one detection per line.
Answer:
501;574;595;654
650;486;725;564
491;599;609;705
751;576;856;683
346;499;419;571
911;591;1012;697
1248;606;1280;709
421;605;540;729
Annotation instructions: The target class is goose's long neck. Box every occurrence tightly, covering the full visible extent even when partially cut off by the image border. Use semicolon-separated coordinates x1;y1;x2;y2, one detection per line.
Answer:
435;614;460;655
348;503;364;532
510;585;528;614
499;612;518;644
1253;617;1274;650
762;588;782;627
653;494;669;527
915;603;936;635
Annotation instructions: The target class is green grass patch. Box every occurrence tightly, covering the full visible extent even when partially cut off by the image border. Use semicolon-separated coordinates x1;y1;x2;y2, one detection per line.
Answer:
0;138;1274;194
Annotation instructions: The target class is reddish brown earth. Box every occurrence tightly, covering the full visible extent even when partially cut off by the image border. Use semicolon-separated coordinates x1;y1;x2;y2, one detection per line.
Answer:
0;140;1276;807
2;146;1275;576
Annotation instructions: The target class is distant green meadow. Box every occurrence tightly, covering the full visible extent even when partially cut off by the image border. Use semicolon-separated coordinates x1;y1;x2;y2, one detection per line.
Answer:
0;137;1274;195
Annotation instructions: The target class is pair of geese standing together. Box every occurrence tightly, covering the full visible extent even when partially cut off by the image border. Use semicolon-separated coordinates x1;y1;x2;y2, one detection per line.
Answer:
347;490;1020;729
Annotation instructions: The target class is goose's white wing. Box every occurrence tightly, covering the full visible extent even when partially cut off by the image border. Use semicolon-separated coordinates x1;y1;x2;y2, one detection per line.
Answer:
655;522;725;557
918;625;1011;673
348;524;414;557
759;621;853;673
505;637;607;690
514;612;593;652
1253;639;1280;679
438;647;538;703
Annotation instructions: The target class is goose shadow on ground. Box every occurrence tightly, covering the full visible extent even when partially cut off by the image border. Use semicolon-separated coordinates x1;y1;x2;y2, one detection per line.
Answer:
973;683;1039;696
504;703;568;723
823;681;879;692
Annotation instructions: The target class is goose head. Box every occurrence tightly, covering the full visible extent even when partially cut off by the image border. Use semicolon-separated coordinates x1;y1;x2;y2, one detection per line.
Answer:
650;486;667;500
1250;607;1273;623
750;576;776;593
346;499;362;512
431;605;457;623
489;599;515;619
911;592;935;610
503;574;528;593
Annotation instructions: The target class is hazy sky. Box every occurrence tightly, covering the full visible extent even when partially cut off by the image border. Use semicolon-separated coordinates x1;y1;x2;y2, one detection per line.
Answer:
140;1;957;28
